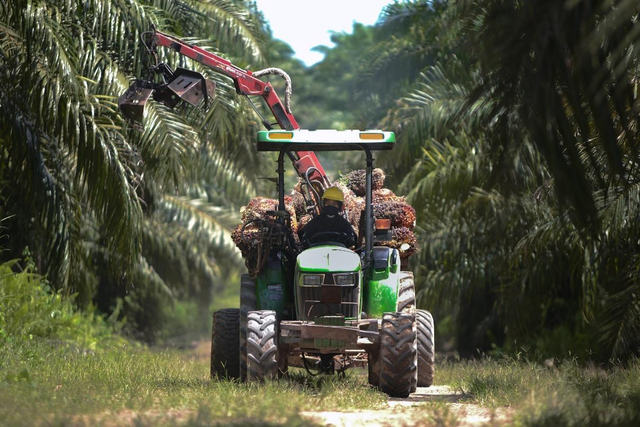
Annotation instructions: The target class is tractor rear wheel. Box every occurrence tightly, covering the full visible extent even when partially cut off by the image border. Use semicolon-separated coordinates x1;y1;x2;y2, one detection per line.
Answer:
239;275;256;382
417;309;435;387
397;271;416;314
370;312;417;398
210;308;240;379
246;310;278;381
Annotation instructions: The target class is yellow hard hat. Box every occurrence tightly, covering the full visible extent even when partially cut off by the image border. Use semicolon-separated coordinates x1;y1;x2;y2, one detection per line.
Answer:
322;186;344;202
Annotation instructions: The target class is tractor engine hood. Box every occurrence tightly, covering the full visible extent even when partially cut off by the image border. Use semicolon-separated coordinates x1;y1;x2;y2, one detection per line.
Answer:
296;246;361;273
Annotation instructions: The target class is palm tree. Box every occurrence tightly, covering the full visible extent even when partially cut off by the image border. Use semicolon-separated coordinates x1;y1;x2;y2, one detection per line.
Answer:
463;0;640;228
0;0;270;340
377;0;640;360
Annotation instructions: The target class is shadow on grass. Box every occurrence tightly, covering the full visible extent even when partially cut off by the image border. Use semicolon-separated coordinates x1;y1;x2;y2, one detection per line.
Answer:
281;369;350;390
153;377;211;390
388;386;465;405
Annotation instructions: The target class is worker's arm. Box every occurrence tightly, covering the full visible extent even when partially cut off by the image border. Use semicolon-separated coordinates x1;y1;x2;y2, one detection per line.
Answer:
341;220;358;249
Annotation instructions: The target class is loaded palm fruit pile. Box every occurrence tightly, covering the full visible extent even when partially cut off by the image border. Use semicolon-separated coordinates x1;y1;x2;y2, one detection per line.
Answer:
340;168;418;259
231;197;298;273
231;168;418;271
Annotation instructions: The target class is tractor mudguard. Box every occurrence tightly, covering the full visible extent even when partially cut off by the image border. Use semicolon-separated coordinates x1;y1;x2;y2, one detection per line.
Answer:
364;247;401;318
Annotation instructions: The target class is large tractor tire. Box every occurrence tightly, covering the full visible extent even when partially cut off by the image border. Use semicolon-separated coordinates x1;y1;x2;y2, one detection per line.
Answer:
239;275;256;382
397;271;418;392
211;308;240;379
397;271;416;314
246;310;278;381
417;309;435;387
369;312;417;398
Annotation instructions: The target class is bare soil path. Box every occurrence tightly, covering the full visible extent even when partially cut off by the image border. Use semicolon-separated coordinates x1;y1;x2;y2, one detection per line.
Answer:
191;340;512;426
301;385;512;427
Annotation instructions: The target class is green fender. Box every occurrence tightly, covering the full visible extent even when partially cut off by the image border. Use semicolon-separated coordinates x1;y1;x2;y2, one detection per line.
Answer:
364;248;402;318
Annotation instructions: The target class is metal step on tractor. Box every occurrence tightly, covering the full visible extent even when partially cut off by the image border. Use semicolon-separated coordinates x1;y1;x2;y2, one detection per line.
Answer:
119;28;435;397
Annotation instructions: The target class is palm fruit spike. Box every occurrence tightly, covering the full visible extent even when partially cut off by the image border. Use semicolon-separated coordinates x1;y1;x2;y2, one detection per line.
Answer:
240;196;298;232
297;214;313;232
347;196;365;236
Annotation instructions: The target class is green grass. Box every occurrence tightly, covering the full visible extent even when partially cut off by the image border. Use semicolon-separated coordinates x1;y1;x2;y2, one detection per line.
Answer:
0;340;386;426
435;357;640;426
0;258;123;350
3;257;640;426
0;257;384;426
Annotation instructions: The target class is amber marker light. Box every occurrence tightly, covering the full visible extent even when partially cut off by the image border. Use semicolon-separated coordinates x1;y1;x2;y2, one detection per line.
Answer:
359;132;384;140
375;219;391;230
269;132;293;139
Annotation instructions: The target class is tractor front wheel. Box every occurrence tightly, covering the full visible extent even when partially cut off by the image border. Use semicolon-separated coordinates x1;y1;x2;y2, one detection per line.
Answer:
246;310;278;381
369;312;417;398
211;308;240;379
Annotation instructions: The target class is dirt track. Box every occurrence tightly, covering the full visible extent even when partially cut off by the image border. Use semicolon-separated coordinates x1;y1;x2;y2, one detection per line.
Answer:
301;385;511;426
79;385;510;427
193;340;511;426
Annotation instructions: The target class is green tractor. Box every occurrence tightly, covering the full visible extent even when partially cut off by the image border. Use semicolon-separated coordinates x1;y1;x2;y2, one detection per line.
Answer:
116;28;433;397
211;130;435;397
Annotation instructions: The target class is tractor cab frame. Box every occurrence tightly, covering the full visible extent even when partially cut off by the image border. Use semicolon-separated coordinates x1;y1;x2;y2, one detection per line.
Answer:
258;129;397;271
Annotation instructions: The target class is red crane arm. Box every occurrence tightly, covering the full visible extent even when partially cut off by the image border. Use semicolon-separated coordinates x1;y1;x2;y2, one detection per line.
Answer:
151;31;329;188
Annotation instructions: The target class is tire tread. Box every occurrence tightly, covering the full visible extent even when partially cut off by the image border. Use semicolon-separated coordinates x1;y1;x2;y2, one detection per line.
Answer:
416;309;435;387
246;310;278;381
211;308;240;379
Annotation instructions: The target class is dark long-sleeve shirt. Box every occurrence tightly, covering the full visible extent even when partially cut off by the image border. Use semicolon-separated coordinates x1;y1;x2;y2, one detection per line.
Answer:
298;213;357;247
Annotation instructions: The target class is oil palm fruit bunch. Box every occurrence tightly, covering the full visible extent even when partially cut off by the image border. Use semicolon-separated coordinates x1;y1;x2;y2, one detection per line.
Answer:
240;196;298;232
377;227;417;259
298;214;313;230
342;168;386;196
232;224;261;257
372;188;405;204
372;201;417;228
331;181;364;232
290;192;307;218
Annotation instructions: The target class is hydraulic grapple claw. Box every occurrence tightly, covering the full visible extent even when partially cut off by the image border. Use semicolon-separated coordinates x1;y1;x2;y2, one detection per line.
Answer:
118;80;154;123
158;68;216;107
119;68;216;123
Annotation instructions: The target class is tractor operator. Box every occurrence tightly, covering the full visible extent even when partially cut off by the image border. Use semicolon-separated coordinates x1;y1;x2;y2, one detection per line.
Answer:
298;187;357;248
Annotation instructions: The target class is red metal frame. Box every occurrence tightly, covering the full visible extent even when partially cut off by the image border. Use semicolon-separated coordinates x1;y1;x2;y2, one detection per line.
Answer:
152;31;329;187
